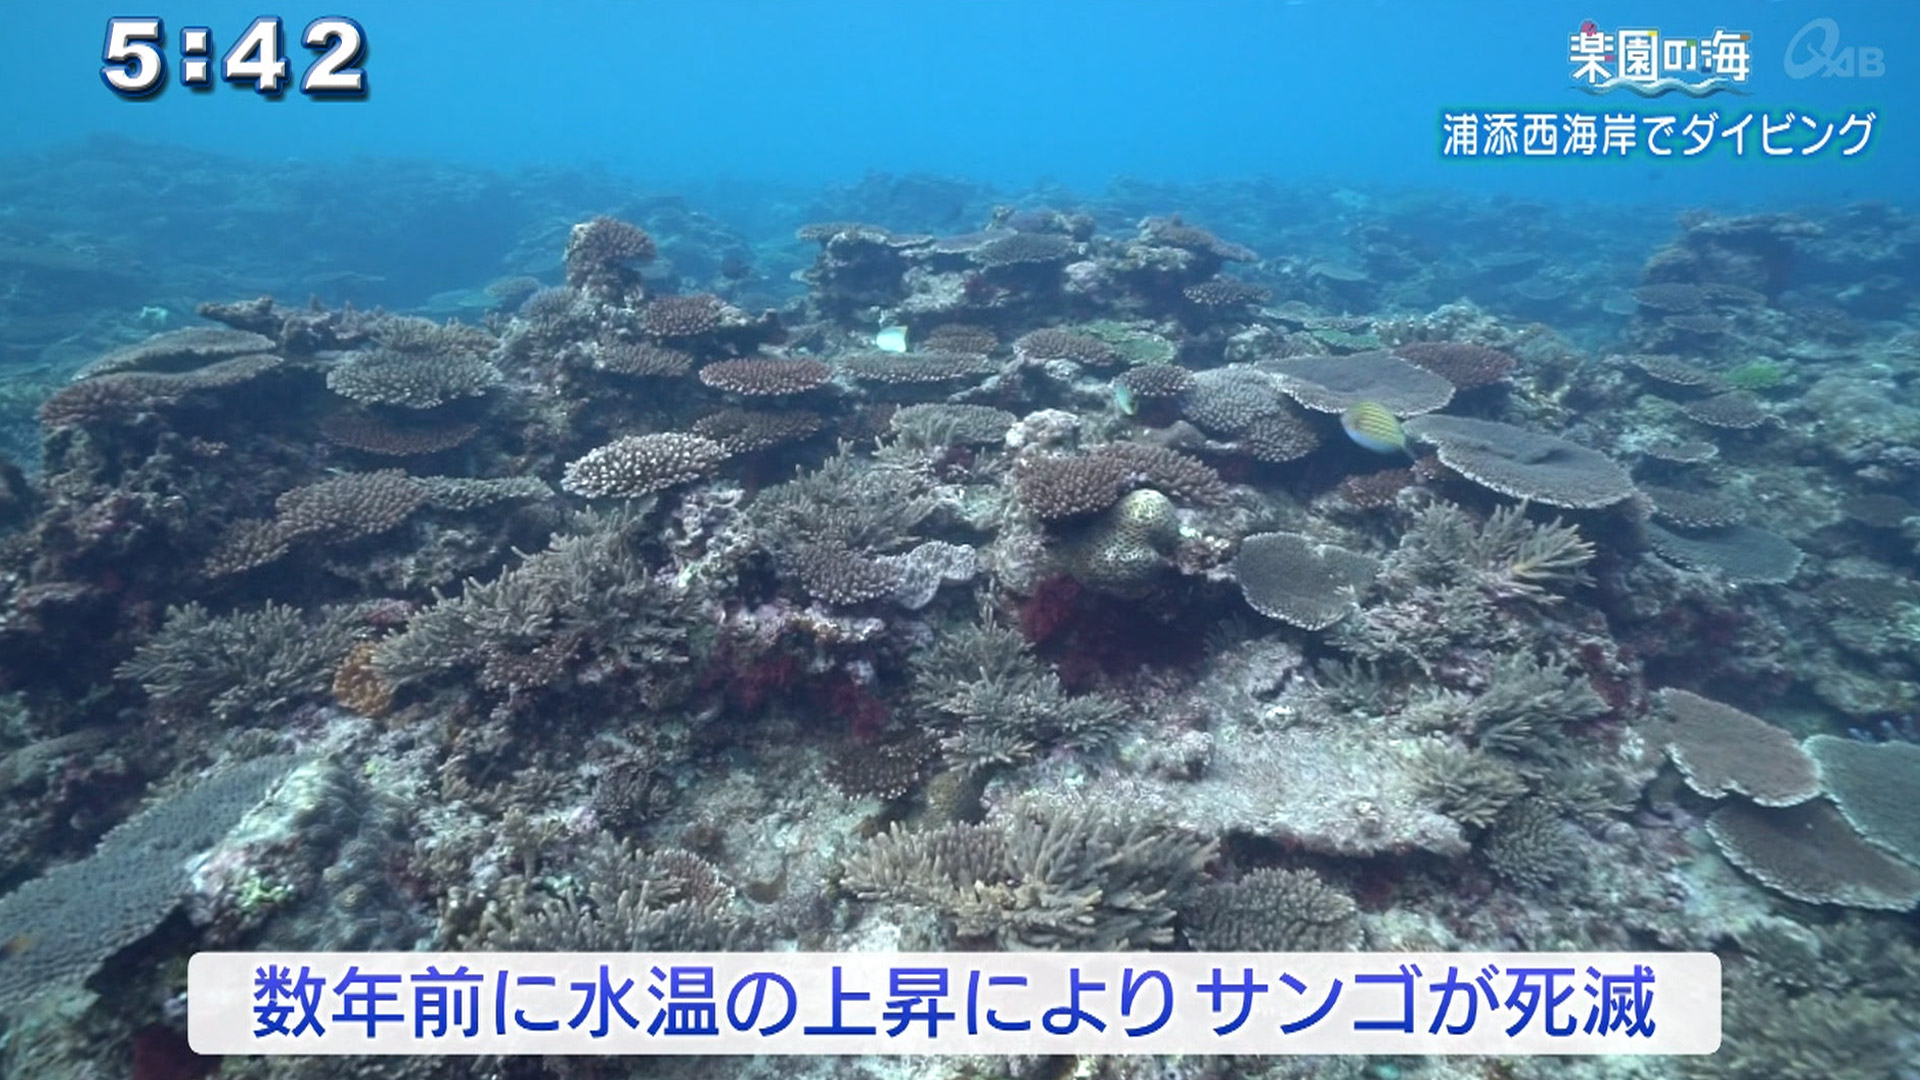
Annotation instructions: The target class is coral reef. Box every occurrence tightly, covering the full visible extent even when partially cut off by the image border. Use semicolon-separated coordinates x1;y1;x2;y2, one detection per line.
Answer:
0;164;1916;1080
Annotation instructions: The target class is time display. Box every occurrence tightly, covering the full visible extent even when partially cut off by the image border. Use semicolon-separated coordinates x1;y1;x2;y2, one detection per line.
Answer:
102;16;368;98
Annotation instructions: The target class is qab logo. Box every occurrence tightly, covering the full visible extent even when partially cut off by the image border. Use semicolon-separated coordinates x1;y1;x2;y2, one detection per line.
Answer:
1784;19;1884;79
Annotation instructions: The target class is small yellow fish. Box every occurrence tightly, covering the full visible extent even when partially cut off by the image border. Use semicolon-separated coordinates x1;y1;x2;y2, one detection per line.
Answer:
873;325;909;353
1341;401;1408;455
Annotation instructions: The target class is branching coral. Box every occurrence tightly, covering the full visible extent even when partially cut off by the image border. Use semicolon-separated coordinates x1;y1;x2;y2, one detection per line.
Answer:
1181;867;1360;951
373;511;702;706
910;617;1127;771
460;839;748;952
840;803;1215;950
117;602;362;722
747;442;937;556
564;215;656;292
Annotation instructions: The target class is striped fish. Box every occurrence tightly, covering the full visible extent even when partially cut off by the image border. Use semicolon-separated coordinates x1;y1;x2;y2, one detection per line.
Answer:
1340;401;1408;455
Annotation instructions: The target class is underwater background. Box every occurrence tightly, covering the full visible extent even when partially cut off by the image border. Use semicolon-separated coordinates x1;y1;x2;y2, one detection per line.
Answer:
1;0;1919;1077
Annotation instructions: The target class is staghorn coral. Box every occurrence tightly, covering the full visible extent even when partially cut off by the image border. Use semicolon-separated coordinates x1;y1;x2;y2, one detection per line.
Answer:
563;215;656;291
117;602;362;722
889;403;1015;448
1449;651;1610;761
1233;532;1382;631
840;803;1215;950
464;839;748;952
1410;741;1530;829
1331;502;1597;671
1697;979;1911;1080
911;617;1127;771
1481;797;1580;889
373;511;701;704
1180;867;1360;951
561;432;729;498
1707;799;1920;911
696;356;832;396
0;756;293;1011
748;442;936;556
1402;414;1637;509
1804;735;1920;867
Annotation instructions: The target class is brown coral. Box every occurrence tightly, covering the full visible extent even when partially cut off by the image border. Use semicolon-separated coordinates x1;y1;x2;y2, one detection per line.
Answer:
1014;443;1226;522
332;640;394;718
319;411;480;456
690;408;824;454
920;323;998;354
595;342;693;378
642;294;724;338
838;351;997;385
1182;279;1272;310
696;356;832;396
1014;328;1118;367
564;216;656;290
562;433;729;498
1682;391;1772;430
1392;342;1516;391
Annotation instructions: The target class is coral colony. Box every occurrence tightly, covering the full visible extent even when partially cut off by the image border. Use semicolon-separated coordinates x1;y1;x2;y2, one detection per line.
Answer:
0;198;1918;1080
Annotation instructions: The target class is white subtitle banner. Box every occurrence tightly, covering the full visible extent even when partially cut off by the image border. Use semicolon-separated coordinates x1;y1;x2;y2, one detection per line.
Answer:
190;951;1721;1055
